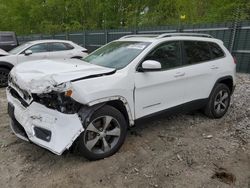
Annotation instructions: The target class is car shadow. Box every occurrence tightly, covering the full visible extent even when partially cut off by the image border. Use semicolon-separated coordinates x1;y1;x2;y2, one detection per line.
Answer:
12;109;207;164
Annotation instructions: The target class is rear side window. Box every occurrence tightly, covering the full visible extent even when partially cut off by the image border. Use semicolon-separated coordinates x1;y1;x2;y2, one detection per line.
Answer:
183;41;211;65
64;43;74;50
209;42;224;59
50;42;73;51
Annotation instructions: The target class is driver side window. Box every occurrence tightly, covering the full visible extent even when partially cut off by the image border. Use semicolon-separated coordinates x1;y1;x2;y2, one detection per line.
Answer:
144;41;181;70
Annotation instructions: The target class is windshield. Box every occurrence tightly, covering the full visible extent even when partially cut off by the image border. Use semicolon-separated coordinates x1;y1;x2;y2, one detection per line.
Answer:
83;41;150;69
9;42;31;54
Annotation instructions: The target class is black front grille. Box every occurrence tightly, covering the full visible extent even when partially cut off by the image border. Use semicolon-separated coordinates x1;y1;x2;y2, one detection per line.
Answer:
9;87;29;107
10;117;28;139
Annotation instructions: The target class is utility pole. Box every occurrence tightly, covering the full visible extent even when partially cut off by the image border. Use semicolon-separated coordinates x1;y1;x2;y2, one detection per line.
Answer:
230;6;240;53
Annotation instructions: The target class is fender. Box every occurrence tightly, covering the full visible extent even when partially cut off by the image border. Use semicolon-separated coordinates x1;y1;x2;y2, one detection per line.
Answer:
0;61;14;70
87;96;134;126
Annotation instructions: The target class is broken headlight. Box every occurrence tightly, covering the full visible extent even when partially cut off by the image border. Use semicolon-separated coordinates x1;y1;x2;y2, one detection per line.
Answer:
32;91;81;114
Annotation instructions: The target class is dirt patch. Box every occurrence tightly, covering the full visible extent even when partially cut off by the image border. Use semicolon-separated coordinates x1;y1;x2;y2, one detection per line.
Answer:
0;74;250;188
212;164;236;185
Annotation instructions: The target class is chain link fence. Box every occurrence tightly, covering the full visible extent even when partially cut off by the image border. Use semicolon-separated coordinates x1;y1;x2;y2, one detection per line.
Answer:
17;21;250;73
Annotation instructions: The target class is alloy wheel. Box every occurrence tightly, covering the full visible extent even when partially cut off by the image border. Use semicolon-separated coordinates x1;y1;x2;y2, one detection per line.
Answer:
214;90;229;114
83;116;121;154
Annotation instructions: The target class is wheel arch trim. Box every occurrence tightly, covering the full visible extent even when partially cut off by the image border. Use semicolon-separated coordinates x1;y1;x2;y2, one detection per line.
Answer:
216;75;233;83
87;96;134;126
210;75;234;97
0;61;14;70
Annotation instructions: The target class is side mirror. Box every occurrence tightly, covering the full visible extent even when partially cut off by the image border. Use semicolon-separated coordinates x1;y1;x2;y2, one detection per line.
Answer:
24;50;32;56
139;60;162;72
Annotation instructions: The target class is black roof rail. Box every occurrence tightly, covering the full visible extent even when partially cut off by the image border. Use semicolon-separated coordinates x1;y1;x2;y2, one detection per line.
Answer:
156;33;213;38
119;33;213;39
120;34;158;39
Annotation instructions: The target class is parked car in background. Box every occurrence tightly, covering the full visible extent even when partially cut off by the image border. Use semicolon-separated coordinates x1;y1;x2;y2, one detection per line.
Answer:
0;40;88;87
0;31;19;51
0;48;9;57
7;33;236;160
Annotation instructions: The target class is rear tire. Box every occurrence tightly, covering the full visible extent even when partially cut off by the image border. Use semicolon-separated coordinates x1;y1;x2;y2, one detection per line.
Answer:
77;105;127;160
0;67;9;87
204;83;231;118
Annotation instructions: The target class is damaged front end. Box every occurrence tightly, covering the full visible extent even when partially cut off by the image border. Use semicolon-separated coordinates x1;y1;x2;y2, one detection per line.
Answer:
32;91;81;114
6;59;118;155
9;72;82;114
7;78;85;155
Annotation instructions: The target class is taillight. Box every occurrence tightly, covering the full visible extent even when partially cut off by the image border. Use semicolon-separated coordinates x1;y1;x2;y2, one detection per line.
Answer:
233;57;237;64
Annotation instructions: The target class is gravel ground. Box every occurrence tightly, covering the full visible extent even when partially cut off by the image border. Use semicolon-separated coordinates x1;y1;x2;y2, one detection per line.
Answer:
0;74;249;188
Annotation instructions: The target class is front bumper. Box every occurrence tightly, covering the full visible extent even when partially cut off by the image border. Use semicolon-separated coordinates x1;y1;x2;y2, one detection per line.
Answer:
6;88;84;155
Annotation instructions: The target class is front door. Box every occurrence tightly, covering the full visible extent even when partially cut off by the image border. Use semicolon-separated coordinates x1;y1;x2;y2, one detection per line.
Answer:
134;41;187;119
17;43;49;63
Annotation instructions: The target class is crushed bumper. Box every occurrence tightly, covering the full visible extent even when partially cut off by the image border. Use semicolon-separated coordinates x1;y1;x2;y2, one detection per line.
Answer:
6;88;84;155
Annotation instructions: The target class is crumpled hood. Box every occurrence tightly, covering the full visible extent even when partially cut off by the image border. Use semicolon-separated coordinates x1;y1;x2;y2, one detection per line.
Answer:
10;59;115;93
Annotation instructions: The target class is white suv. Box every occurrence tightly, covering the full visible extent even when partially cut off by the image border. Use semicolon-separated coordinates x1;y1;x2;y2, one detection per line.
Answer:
0;40;88;87
6;33;236;160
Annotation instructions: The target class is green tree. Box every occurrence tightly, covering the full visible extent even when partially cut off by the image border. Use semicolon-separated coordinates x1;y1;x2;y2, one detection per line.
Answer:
0;0;249;35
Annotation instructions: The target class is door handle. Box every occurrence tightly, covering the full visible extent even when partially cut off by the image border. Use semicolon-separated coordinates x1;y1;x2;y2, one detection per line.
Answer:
211;65;219;70
174;72;185;77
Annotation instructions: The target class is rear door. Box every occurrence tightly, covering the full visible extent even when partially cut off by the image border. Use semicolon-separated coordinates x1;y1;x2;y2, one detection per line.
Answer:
17;43;49;63
180;40;217;103
208;42;226;72
48;42;74;59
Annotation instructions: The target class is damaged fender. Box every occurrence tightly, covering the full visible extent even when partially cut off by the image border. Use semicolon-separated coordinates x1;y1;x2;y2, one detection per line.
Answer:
78;96;134;129
86;96;134;126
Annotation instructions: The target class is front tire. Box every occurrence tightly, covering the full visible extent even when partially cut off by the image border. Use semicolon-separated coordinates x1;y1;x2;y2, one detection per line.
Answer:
0;67;9;87
204;83;231;118
77;105;127;160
